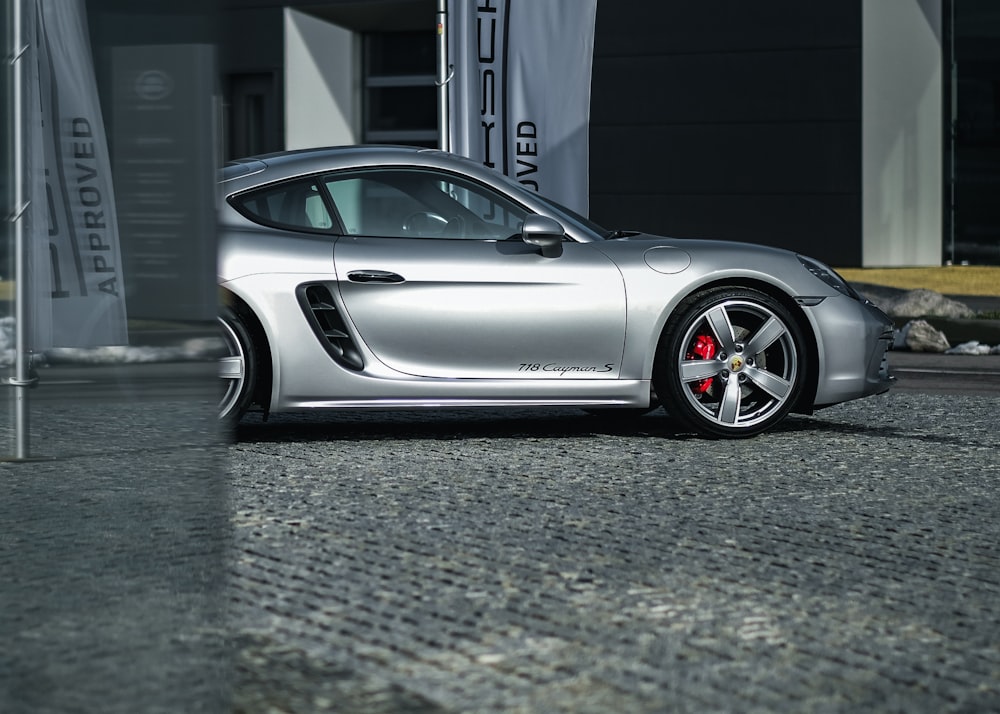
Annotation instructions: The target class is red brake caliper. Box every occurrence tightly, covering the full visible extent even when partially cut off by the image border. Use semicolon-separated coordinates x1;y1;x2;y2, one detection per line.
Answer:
686;334;718;394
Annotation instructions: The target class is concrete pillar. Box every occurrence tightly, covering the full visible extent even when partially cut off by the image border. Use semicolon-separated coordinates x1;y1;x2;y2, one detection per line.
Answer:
862;0;943;266
284;8;360;149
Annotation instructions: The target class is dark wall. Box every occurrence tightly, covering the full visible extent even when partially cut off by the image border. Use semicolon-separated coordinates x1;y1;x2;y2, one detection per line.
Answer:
219;6;287;158
590;1;862;266
947;0;1000;264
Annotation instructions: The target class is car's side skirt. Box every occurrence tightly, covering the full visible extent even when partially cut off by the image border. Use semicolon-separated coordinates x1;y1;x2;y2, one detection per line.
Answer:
275;379;653;411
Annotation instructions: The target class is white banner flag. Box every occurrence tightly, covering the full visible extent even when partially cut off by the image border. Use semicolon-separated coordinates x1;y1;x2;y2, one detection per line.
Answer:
447;0;598;216
30;0;128;348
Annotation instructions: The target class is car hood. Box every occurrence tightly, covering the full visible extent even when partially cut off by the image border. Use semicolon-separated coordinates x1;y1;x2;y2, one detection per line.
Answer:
592;231;833;296
604;231;795;258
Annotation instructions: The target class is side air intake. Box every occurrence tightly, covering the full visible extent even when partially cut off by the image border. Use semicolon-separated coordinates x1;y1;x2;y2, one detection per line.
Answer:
297;283;364;371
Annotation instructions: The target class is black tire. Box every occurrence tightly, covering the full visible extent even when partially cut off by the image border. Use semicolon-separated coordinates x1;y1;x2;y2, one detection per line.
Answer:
654;287;806;438
218;305;258;422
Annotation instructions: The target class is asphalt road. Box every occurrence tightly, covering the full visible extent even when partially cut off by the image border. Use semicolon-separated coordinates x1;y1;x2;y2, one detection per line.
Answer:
3;354;999;712
886;351;1000;394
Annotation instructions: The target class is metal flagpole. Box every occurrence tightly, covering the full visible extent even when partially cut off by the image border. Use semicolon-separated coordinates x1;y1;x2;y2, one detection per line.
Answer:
6;0;38;461
435;0;452;152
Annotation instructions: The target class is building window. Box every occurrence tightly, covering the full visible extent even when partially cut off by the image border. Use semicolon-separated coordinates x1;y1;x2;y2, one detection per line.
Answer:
226;72;280;161
363;31;437;147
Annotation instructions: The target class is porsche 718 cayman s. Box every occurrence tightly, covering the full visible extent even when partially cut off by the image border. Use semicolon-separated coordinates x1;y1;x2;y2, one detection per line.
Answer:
218;146;894;437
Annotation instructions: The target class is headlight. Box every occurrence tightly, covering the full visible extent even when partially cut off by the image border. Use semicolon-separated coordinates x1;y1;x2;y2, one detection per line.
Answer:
797;255;862;300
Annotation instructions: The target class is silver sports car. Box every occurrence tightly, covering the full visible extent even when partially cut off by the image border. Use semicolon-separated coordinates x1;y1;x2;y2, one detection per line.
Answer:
218;146;894;437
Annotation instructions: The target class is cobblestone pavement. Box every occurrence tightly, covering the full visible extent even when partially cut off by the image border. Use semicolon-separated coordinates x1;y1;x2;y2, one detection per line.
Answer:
3;363;999;712
228;391;1000;713
1;383;230;714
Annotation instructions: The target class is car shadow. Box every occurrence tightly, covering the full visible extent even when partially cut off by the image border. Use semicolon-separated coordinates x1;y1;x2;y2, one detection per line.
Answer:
231;408;707;443
231;406;988;448
233;407;913;443
773;412;996;449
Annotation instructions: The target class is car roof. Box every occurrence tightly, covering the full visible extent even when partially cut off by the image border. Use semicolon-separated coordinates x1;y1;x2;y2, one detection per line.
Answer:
220;145;460;186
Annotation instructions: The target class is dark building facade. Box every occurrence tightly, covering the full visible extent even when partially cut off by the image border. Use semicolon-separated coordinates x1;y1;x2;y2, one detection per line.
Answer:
77;0;1000;268
590;2;863;265
949;0;1000;266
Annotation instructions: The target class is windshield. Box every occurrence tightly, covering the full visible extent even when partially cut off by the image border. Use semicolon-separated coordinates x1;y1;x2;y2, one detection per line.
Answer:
531;192;610;238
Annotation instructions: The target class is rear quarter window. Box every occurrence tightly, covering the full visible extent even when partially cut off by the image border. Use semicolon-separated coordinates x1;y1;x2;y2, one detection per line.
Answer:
230;179;336;232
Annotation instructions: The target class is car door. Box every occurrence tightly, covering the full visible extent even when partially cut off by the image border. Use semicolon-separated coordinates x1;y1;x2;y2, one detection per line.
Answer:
327;168;626;380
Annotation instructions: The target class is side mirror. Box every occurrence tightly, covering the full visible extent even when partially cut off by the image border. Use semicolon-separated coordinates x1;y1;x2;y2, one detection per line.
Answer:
520;215;565;258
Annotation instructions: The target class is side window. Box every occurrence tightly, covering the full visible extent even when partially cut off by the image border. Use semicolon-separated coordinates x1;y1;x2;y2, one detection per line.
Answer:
325;177;422;236
443;180;526;237
232;179;334;232
322;169;529;239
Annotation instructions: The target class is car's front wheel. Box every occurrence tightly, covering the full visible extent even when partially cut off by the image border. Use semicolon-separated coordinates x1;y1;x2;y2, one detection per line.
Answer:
655;287;805;438
218;305;258;422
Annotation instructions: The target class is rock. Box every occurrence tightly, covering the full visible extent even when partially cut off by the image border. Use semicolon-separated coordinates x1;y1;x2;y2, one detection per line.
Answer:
877;288;976;319
853;283;908;309
945;340;994;356
898;319;951;353
0;316;12;349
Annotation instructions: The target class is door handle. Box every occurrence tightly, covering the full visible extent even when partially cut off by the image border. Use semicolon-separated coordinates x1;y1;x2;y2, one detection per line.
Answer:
347;270;405;283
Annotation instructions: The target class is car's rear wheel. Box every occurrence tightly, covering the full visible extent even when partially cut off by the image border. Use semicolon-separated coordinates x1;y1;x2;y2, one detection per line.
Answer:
655;287;805;438
219;305;258;422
